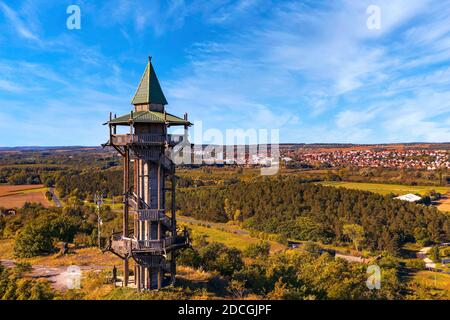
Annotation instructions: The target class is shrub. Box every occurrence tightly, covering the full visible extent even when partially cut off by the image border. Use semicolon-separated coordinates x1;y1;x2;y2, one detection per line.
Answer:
303;241;322;255
244;241;270;259
404;259;425;270
178;248;202;268
198;242;244;276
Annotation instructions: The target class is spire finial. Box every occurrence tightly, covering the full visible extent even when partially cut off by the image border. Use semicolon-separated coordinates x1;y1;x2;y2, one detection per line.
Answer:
148;56;152;64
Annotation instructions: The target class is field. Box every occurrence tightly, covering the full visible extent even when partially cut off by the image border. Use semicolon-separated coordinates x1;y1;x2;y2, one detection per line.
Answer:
437;196;450;213
413;271;450;294
319;181;450;196
0;239;14;260
0;184;50;208
178;217;285;252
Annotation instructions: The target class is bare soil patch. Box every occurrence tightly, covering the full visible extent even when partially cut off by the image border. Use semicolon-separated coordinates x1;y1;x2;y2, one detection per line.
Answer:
0;184;50;208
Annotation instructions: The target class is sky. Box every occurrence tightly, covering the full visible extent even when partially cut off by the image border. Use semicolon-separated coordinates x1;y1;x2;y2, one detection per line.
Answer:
1;0;450;146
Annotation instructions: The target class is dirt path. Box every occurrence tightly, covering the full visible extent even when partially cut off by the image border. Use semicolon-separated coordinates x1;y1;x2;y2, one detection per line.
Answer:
0;259;108;290
49;187;62;208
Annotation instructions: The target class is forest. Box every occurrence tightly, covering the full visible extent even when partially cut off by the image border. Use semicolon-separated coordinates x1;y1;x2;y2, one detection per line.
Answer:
176;177;450;255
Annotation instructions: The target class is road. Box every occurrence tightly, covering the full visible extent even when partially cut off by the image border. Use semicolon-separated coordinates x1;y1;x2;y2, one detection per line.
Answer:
49;187;62;208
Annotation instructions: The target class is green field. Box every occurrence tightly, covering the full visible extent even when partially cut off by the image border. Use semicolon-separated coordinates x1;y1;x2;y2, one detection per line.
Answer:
178;221;285;252
319;181;450;196
413;271;450;294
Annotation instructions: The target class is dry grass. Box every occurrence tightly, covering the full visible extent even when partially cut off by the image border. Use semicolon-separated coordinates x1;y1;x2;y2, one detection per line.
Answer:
437;193;450;213
177;265;213;282
24;247;122;267
0;239;14;259
0;184;50;208
0;238;123;268
413;271;450;292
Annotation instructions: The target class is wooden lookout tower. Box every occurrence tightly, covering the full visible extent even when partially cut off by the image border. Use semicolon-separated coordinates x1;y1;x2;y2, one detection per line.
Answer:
104;57;191;290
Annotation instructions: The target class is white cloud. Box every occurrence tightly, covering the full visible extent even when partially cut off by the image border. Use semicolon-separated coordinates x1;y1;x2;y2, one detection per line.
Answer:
0;1;40;42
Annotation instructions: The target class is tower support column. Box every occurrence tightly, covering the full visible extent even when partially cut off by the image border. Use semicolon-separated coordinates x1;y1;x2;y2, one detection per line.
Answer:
123;147;130;286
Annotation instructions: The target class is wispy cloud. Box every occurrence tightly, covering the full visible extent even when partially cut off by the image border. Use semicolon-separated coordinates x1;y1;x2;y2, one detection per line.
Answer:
0;1;40;42
166;0;450;143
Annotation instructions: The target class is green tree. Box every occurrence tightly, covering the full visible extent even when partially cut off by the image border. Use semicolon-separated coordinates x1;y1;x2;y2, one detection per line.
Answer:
224;198;233;221
413;227;431;246
14;220;54;258
244;241;270;259
430;246;440;263
343;224;365;251
199;242;244;276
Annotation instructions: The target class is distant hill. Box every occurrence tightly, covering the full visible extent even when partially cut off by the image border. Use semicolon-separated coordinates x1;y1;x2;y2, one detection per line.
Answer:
2;142;450;154
0;146;104;152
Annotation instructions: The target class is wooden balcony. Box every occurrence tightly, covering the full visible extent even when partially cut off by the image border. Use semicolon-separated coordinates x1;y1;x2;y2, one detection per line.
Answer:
111;134;167;146
111;133;185;147
134;255;171;270
135;209;172;228
132;236;189;253
108;233;188;256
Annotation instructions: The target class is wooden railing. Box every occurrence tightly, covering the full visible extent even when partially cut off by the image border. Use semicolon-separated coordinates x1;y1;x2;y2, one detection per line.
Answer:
136;209;164;220
111;134;166;146
132;134;166;144
135;237;175;250
111;134;133;145
111;133;185;147
111;234;188;253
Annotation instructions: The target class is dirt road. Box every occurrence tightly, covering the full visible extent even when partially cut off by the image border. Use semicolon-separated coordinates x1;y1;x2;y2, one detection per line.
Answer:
49;187;62;208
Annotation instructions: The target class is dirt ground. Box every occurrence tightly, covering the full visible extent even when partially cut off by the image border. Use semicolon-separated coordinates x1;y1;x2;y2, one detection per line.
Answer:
0;184;50;208
437;193;450;213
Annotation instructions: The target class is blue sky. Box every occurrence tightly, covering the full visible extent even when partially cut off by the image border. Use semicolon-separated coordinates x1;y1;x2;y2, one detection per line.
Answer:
1;0;450;146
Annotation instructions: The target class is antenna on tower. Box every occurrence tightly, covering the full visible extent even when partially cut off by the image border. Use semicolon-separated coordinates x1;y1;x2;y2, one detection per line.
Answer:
94;193;104;249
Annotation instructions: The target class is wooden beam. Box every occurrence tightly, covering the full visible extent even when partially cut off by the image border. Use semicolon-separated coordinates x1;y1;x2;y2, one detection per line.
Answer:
171;175;176;235
112;145;125;157
123;147;130;287
157;268;161;290
123;147;130;237
157;160;161;240
171;251;176;285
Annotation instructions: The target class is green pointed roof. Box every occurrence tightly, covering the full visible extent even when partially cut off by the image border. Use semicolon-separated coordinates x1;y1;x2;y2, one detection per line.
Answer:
131;58;168;105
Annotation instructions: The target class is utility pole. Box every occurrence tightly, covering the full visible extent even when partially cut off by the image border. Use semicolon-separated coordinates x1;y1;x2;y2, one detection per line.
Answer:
94;193;104;249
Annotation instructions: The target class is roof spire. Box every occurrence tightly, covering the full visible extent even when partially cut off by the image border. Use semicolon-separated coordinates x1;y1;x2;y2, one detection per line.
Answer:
131;57;168;106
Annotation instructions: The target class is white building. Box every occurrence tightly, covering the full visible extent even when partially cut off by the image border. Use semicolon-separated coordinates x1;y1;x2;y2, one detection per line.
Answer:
394;193;422;202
